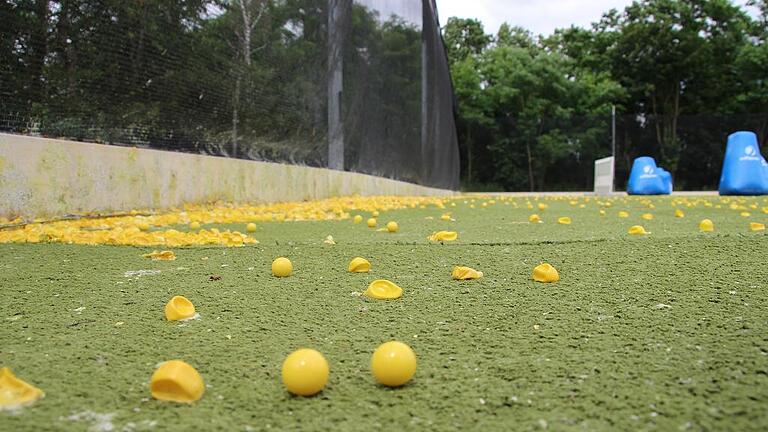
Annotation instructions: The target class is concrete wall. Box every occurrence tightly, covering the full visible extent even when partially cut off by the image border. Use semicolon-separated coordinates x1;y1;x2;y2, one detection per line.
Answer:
0;134;454;219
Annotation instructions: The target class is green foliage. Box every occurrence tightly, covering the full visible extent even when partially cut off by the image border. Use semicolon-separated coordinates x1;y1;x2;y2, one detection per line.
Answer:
447;17;623;191
442;17;491;65
447;0;768;191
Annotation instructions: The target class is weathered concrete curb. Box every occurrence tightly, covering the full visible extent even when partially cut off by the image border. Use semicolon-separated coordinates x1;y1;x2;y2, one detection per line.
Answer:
0;134;455;218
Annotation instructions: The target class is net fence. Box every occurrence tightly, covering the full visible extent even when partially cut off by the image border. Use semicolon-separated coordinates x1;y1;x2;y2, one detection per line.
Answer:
0;0;460;190
459;112;768;192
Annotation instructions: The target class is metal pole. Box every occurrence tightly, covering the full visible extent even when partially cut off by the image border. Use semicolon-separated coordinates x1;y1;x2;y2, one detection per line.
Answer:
327;0;344;171
611;105;616;157
611;104;616;192
421;0;429;179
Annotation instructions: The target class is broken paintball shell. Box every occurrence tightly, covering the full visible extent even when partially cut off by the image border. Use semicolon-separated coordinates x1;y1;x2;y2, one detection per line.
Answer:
451;266;483;280
0;368;44;410
348;257;371;273
164;295;196;321
427;231;458;242
628;225;649;235
364;279;403;300
150;360;204;403
532;263;560;283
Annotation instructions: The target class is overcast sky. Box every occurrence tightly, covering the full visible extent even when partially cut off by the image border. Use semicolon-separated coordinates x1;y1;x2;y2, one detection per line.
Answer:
434;0;759;36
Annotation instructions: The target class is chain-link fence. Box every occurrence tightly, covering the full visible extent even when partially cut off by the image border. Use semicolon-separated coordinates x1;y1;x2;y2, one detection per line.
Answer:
0;0;460;190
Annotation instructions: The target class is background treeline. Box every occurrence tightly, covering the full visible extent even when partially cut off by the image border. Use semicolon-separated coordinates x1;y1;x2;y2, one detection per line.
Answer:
445;0;768;191
1;0;439;185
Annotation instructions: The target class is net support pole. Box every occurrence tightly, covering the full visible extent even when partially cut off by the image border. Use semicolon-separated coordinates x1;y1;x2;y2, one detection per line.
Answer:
611;104;616;192
328;0;344;171
420;0;429;174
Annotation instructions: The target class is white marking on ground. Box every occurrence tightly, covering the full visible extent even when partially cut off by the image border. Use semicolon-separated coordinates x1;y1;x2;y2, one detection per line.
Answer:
124;270;161;278
61;411;116;432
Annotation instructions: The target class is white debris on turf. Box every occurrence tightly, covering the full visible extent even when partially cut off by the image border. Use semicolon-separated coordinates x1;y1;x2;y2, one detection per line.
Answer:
175;313;202;327
180;313;201;322
61;411;157;432
122;419;158;431
123;270;161;278
61;411;116;432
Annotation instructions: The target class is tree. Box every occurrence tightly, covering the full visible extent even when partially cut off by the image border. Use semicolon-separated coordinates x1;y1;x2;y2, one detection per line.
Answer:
229;0;268;157
608;0;752;173
442;17;490;66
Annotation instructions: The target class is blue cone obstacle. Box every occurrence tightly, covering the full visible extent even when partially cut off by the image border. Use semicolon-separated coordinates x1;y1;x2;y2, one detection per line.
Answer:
656;167;673;194
627;156;668;195
718;131;768;195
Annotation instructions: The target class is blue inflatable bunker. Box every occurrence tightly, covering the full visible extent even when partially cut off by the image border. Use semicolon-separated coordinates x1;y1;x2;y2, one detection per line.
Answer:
627;156;669;195
656;167;673;194
718;131;768;195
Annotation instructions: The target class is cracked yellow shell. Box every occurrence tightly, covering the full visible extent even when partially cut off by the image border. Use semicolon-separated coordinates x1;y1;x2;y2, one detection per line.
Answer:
451;266;483;280
348;257;371;273
364;279;403;300
143;250;176;261
0;368;44;410
528;214;541;223
532;263;559;283
164;296;196;321
557;217;572;225
628;225;649;235
150;360;204;403
427;231;457;242
749;222;765;231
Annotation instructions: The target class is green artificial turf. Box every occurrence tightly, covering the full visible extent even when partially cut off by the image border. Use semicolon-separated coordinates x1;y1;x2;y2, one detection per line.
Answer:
1;196;767;431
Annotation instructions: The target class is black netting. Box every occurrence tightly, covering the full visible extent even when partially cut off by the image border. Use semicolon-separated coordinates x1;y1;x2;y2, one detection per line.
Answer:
466;112;768;192
614;114;768;191
0;0;459;190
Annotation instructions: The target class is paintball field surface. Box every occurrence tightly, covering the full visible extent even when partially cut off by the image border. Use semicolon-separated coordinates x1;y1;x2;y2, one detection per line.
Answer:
1;195;767;431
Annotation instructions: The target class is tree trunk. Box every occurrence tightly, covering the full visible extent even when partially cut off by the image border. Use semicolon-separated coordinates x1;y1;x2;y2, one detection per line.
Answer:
466;125;472;183
526;140;534;192
232;76;240;157
56;0;76;95
231;0;265;157
669;81;681;172
652;95;664;160
29;0;49;103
